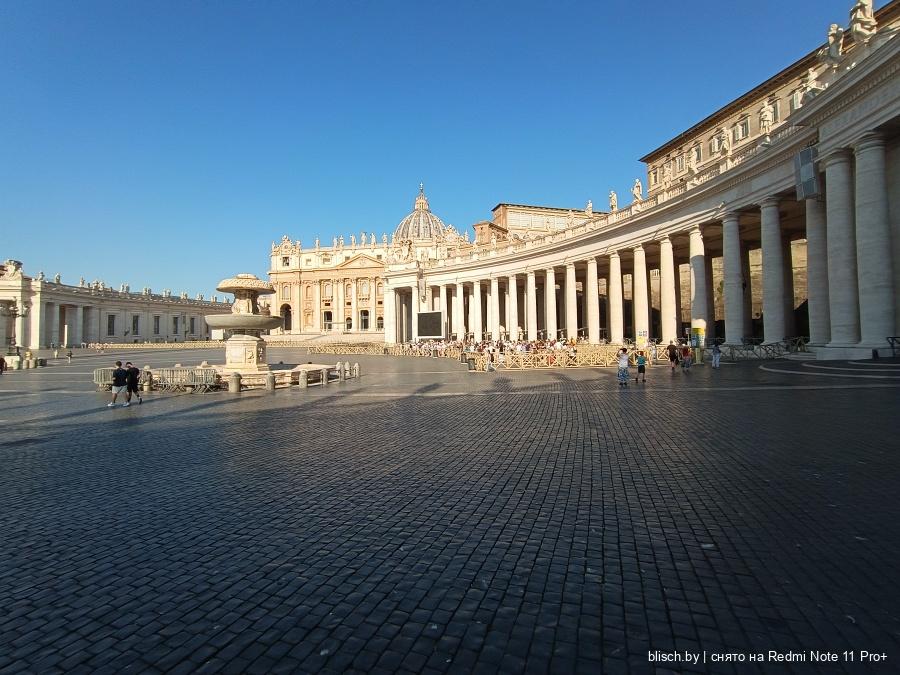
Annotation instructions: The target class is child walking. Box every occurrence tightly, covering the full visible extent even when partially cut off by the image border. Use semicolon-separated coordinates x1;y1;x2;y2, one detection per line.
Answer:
617;348;629;387
635;351;647;383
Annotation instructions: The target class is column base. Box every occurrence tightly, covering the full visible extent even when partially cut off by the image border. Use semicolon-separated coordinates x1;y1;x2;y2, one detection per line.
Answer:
818;343;892;360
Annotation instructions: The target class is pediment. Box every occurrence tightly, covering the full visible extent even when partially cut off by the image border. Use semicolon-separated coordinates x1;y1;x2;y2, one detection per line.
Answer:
335;253;383;270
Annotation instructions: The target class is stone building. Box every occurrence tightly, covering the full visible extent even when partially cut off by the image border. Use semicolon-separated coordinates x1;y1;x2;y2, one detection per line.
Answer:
269;1;900;359
0;260;229;349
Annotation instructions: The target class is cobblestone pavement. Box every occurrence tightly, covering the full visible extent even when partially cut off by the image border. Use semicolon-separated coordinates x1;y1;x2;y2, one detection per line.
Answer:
1;349;899;674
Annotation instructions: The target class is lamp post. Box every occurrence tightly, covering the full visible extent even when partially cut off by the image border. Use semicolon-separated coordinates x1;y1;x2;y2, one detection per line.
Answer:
1;302;28;354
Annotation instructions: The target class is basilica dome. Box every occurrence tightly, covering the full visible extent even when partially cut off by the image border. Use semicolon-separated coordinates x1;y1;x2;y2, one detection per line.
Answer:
393;185;447;241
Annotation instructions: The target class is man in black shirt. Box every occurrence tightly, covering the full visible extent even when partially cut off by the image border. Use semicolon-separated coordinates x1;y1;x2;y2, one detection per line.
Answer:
125;361;142;406
108;361;129;408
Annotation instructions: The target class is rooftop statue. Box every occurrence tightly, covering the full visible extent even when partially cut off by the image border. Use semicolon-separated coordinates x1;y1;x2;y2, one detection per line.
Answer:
315;237;320;250
802;67;827;103
631;179;643;203
350;234;356;247
818;24;845;69
850;0;877;45
609;190;618;212
38;271;45;281
759;99;775;137
79;276;86;287
54;273;61;284
585;200;592;216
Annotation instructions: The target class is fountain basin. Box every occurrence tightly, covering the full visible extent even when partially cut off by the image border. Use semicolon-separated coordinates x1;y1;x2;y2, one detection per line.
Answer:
205;314;281;331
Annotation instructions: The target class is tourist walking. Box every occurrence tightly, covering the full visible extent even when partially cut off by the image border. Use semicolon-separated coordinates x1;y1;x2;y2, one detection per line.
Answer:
108;361;129;407
66;349;73;364
125;361;143;405
635;351;647;383
617;348;629;387
0;355;6;375
666;341;678;372
681;345;692;372
711;342;722;369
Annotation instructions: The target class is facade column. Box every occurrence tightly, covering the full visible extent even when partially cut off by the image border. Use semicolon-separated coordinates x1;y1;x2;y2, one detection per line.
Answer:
472;280;483;341
370;278;378;332
544;268;557;341
689;226;708;339
659;237;678;344
759;198;786;343
526;271;538;341
632;246;649;346
334;279;344;329
17;310;28;348
410;282;419;341
824;150;860;345
854;133;895;347
741;247;753;338
313;282;322;332
805;198;829;345
489;277;500;339
586;257;600;344
50;302;60;346
507;275;519;341
73;305;84;346
564;263;577;339
455;282;466;339
782;237;796;337
722;213;745;345
350;280;358;333
439;284;448;338
384;286;397;343
609;252;624;343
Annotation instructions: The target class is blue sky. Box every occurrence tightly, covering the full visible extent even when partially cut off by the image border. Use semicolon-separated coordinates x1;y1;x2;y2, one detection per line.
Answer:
0;0;864;297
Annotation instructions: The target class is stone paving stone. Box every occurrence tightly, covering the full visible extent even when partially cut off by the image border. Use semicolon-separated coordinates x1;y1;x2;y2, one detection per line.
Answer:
0;349;899;673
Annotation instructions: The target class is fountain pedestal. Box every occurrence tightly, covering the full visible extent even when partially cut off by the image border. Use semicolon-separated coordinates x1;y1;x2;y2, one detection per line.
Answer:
223;334;270;373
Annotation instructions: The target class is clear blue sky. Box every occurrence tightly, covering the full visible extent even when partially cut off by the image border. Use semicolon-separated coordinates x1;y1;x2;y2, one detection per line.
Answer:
0;0;864;297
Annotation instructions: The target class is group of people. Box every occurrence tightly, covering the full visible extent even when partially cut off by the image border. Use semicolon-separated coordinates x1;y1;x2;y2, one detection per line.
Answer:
108;361;143;407
615;348;648;386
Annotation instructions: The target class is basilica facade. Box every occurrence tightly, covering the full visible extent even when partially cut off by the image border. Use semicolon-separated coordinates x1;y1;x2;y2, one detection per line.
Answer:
271;0;900;359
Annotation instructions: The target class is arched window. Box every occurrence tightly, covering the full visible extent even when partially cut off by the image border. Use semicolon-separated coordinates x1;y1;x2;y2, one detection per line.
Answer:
361;281;369;296
377;283;383;296
345;317;353;330
281;285;290;300
345;282;352;297
305;285;312;300
324;282;332;299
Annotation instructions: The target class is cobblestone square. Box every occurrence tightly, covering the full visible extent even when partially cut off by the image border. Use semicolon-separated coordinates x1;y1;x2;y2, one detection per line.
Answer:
1;349;899;674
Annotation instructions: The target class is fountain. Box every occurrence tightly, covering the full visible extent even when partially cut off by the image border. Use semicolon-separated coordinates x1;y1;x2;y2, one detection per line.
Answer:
205;274;281;374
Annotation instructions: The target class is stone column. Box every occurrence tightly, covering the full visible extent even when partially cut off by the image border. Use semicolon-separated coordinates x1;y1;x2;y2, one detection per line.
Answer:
659;237;678;343
632;246;649;345
313;282;322;332
471;280;483;341
50;302;60;346
824;150;859;345
586;257;600;344
721;212;746;345
370;278;378;332
705;255;716;340
410;282;419;341
564;263;577;339
439;284;448;338
18;309;29;349
805;197;829;345
73;305;84;346
455;281;466;338
689;226;708;337
526;271;538;341
384;286;397;343
782;237;796;337
854;132;895;347
609;252;624;343
758;199;786;343
741;247;753;338
334;279;344;328
507;275;519;341
490;277;500;339
350;279;358;333
545;267;557;341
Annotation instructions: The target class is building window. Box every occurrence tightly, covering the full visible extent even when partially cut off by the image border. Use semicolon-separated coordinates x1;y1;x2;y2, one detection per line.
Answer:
305;285;312;299
189;317;196;335
733;117;750;142
345;282;352;298
107;314;116;336
361;280;369;296
376;316;384;330
360;309;370;330
771;99;781;123
789;89;803;113
281;256;289;267
324;282;333;299
131;315;140;335
677;155;685;172
173;316;179;335
377;283;384;295
649;169;658;186
153;316;161;335
281;285;289;300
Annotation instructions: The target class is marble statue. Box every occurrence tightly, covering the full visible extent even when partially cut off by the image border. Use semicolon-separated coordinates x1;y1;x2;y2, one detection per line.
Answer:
818;24;845;69
567;210;575;227
609;191;618;212
350;234;356;247
371;232;376;246
338;235;344;248
79;276;85;287
662;162;672;187
332;237;337;248
718;128;730;155
37;271;45;281
801;67;826;103
382;233;388;245
585;201;593;216
631;179;643;203
464;231;470;243
850;0;877;45
490;233;498;248
54;273;61;284
315;237;320;250
759;100;774;136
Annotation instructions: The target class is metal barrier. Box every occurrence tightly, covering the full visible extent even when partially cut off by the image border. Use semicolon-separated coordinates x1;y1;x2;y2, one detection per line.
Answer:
887;337;899;358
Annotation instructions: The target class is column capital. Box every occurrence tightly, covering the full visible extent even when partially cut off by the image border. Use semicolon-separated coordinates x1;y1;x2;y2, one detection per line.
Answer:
722;211;740;223
759;196;780;209
854;131;885;154
586;256;598;268
632;243;645;252
658;235;672;246
565;262;575;270
689;224;703;235
821;148;852;168
526;269;536;278
609;250;620;259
